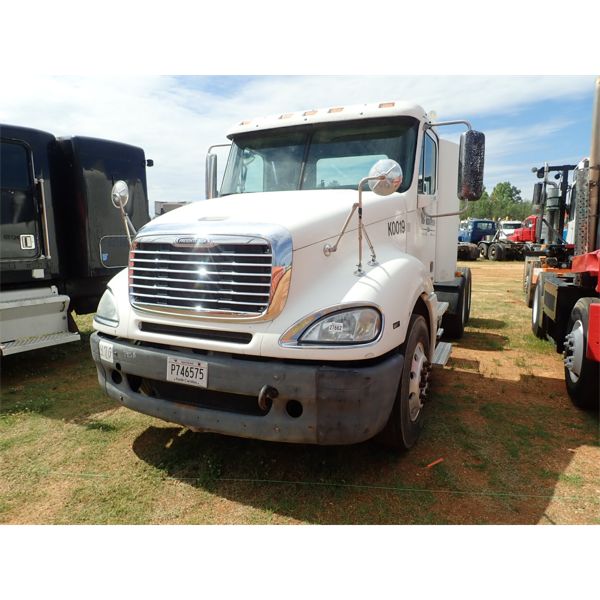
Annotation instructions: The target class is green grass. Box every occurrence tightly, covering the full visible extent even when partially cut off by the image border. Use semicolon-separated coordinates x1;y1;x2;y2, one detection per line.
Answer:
1;265;599;525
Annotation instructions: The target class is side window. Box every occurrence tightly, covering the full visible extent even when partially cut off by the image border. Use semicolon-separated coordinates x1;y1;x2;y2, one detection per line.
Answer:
1;141;36;226
418;131;437;195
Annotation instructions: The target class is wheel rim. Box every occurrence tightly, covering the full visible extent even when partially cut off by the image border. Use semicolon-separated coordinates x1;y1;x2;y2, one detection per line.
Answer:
564;320;584;382
532;286;539;327
408;341;427;422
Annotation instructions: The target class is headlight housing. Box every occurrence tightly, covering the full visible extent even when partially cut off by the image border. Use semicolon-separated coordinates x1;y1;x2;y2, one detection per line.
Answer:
298;307;382;345
95;289;119;327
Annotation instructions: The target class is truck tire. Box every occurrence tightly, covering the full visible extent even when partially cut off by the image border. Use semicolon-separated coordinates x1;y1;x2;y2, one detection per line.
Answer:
488;243;504;261
523;261;535;308
478;242;488;259
563;298;600;410
442;274;467;338
531;274;547;339
378;314;431;450
458;266;472;324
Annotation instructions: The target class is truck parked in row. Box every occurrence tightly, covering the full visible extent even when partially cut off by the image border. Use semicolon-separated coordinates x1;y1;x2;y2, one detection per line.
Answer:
529;78;600;409
91;100;485;449
457;218;495;260
522;163;577;306
0;124;151;355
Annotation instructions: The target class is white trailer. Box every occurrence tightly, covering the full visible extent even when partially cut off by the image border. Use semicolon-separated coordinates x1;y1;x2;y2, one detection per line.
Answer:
90;100;485;449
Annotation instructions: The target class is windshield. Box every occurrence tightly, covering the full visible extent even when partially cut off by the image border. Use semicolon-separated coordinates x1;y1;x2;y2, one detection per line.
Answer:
501;222;521;231
220;117;419;196
475;222;495;231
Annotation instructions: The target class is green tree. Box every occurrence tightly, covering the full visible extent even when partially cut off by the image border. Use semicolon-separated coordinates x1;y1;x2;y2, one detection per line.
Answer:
462;181;533;221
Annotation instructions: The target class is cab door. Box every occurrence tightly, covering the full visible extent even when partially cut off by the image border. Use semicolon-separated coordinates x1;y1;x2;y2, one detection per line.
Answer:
415;129;438;277
0;140;41;260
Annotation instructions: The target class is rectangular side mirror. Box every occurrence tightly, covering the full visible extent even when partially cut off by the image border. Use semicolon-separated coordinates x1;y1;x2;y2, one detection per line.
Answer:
205;153;218;199
532;182;543;205
457;130;485;201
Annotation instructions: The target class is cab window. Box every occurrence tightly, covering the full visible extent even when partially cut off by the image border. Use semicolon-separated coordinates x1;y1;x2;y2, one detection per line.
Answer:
1;141;36;225
418;131;437;194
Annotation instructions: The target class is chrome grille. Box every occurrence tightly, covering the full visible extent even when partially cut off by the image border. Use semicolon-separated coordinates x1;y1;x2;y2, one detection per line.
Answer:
129;237;273;317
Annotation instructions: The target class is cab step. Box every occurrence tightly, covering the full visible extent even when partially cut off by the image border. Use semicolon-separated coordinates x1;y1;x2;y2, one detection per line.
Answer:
432;341;452;367
1;331;80;356
0;286;79;356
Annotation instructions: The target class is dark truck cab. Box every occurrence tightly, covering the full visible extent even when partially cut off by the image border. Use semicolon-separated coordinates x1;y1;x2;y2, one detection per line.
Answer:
0;124;150;355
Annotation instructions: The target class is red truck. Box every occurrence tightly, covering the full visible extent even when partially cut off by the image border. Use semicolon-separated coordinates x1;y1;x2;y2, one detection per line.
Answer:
508;215;538;243
528;78;600;410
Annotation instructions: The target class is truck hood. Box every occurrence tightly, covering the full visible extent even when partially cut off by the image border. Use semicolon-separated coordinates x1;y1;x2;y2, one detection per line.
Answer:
144;190;370;250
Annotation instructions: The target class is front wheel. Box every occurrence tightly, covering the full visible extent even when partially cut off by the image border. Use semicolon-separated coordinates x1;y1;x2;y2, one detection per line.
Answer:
478;242;488;259
378;314;431;450
564;298;599;410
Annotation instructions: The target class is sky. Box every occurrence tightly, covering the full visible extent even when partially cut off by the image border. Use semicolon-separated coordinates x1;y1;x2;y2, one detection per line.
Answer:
0;75;596;212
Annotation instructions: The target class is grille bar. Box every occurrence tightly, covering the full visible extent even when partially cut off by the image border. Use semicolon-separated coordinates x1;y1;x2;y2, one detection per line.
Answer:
133;301;260;315
132;292;268;307
131;283;270;297
131;266;271;278
133;249;272;258
132;258;271;267
131;274;272;287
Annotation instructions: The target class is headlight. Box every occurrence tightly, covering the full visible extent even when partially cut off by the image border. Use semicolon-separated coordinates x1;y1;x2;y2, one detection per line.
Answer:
95;289;119;327
299;307;382;345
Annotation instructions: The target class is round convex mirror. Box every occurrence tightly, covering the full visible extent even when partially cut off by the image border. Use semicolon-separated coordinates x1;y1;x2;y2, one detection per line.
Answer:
368;159;403;196
111;180;130;209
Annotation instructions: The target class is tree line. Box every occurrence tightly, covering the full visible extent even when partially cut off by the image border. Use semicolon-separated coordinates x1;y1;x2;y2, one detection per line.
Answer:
463;181;533;221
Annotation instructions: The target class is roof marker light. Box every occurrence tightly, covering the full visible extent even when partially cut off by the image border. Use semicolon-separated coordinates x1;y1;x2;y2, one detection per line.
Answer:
279;113;294;119
379;102;395;108
328;107;344;113
239;120;251;125
303;110;318;116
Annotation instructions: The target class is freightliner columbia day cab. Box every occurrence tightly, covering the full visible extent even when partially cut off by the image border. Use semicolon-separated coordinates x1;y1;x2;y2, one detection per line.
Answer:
91;100;485;449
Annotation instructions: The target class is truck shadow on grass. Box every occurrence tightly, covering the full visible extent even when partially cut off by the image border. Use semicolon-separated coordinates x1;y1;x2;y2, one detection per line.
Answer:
449;329;509;352
131;369;598;524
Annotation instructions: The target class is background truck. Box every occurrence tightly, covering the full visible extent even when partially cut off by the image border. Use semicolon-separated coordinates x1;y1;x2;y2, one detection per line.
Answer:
522;164;577;306
529;77;600;409
457;218;495;261
90;100;485;449
478;165;577;263
0;124;151;355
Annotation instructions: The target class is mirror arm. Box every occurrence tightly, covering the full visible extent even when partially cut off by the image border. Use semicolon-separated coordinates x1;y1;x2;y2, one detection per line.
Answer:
422;201;470;219
116;197;133;246
425;120;472;132
323;202;359;257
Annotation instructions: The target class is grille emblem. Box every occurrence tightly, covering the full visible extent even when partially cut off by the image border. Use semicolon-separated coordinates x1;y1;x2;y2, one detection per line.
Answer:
174;237;215;248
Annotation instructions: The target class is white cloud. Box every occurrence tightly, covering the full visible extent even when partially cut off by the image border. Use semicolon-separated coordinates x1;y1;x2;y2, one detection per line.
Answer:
0;75;594;208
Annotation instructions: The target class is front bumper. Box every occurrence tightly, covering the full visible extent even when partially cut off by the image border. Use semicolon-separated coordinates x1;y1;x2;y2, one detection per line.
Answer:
90;332;402;445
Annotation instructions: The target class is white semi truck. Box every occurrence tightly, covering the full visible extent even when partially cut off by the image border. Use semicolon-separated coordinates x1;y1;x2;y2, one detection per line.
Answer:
90;100;485;449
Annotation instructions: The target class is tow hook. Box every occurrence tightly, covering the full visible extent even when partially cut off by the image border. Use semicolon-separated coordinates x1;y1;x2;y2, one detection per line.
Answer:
258;385;279;411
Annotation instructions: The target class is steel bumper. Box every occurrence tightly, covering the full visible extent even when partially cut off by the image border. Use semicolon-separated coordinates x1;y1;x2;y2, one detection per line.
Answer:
90;332;403;445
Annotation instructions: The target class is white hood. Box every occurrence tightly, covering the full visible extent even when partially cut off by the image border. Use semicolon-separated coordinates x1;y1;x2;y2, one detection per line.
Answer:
144;189;372;250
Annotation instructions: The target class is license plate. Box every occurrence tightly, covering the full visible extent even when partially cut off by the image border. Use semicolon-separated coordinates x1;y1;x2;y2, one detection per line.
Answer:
166;356;208;388
98;339;114;364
